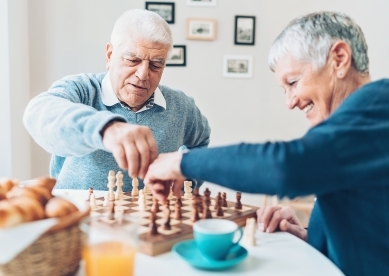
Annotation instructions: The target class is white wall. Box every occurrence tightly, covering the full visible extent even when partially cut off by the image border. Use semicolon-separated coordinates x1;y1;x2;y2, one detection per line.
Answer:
0;0;31;180
6;0;389;191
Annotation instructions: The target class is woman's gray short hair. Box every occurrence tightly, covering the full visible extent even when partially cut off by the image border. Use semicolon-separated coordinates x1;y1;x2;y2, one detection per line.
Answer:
110;9;173;53
268;11;369;74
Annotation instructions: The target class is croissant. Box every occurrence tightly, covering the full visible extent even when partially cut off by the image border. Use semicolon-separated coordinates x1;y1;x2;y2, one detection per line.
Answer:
45;197;78;218
0;178;18;193
9;196;46;222
7;185;53;206
0;186;6;200
30;177;57;192
0;200;24;228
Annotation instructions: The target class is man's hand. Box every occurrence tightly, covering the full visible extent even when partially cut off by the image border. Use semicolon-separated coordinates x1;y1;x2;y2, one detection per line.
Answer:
257;205;307;241
102;121;158;179
144;152;185;202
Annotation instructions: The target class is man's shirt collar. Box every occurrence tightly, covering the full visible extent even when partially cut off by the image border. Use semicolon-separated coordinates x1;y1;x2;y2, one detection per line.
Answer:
101;73;166;112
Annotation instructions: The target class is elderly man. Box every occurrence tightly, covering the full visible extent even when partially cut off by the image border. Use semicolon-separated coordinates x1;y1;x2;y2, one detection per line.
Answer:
23;9;210;190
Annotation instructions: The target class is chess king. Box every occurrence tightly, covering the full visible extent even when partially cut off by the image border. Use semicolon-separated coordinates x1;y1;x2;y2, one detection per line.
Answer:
23;9;210;191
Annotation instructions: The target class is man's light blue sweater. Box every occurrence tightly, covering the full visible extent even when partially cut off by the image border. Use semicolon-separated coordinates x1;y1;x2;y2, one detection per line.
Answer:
23;73;210;191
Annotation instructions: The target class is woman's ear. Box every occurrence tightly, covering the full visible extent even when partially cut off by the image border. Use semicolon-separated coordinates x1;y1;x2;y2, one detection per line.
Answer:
328;41;352;79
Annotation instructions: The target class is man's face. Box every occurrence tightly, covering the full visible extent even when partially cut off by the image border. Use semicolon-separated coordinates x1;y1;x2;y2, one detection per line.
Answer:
274;55;336;126
106;36;169;111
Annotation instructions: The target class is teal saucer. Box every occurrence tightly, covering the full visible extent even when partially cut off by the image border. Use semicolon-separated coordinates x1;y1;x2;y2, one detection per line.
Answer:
172;239;248;270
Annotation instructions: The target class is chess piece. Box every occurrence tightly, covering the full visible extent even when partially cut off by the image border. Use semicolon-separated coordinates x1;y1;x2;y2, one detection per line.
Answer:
89;190;97;210
202;188;212;219
214;192;220;211
235;192;242;210
103;193;109;207
149;211;158;235
131;178;139;196
174;198;182;220
107;170;116;200
138;189;147;210
194;188;203;213
88;187;93;201
184;181;192;199
222;192;228;207
168;185;173;200
108;200;115;220
216;192;224;217
152;197;159;213
191;196;200;222
115;171;124;200
243;218;257;246
162;200;171;230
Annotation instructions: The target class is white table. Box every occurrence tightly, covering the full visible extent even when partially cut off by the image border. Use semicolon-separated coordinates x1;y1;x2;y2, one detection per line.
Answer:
53;189;344;276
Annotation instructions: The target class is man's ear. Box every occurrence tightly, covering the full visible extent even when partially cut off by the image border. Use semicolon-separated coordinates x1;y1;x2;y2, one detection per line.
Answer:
105;43;113;70
328;41;352;79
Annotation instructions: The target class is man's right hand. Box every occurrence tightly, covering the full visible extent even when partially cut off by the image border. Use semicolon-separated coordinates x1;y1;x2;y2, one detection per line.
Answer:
102;121;158;179
257;205;307;241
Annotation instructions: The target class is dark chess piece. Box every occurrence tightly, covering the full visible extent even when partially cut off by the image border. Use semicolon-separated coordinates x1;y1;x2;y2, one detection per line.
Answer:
108;200;115;220
235;192;243;210
152;197;159;212
88;187;93;201
149;211;159;235
191;196;200;222
162;200;171;230
174;200;182;220
216;192;224;217
202;197;212;219
214;192;221;211
222;192;228;207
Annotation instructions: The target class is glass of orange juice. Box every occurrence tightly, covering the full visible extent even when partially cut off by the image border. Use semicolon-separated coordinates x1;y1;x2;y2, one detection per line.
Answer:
80;214;138;276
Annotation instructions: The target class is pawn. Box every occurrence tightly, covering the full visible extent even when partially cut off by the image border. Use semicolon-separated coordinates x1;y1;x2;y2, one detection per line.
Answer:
149;211;158;235
89;192;97;210
216;192;224;217
138;189;147;210
152;197;159;213
174;198;182;220
191;196;200;222
103;193;109;207
88;187;94;201
162;200;171;230
131;178;139;196
202;197;212;219
235;192;242;210
222;192;228;207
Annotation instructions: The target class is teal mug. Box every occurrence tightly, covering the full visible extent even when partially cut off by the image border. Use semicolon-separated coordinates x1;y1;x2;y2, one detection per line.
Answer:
193;219;243;260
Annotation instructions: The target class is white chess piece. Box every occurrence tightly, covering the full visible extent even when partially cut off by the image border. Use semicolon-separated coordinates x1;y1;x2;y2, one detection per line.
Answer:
89;192;97;210
184;181;193;199
243;218;257;246
115;171;124;200
107;170;116;200
138;189;147;210
103;193;109;207
168;185;173;200
131;178;139;196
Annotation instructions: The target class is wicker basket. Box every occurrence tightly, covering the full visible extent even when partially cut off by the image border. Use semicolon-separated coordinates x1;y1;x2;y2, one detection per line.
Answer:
0;208;90;276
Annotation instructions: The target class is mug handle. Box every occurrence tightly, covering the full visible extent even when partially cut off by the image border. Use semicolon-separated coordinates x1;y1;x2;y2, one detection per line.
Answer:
232;227;243;245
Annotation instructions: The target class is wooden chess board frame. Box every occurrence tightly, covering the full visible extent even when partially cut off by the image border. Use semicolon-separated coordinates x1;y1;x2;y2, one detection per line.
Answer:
90;191;257;256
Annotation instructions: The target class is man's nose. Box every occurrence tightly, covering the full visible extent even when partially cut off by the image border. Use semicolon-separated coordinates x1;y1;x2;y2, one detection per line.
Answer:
285;90;298;109
135;61;149;81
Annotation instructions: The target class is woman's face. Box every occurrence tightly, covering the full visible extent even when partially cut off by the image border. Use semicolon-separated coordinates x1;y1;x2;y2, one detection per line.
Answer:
274;55;336;126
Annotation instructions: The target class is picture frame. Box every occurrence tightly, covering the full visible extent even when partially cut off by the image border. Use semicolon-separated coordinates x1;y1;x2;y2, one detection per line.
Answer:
234;16;256;45
166;45;186;67
186;0;217;7
186;18;217;41
223;55;253;78
145;2;175;24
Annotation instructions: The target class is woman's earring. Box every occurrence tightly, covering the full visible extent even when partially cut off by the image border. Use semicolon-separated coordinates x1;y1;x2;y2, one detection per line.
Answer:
338;72;343;77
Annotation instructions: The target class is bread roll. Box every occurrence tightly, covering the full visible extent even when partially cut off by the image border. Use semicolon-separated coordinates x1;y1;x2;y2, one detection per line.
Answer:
0;200;24;228
8;196;46;222
45;197;78;218
0;178;18;193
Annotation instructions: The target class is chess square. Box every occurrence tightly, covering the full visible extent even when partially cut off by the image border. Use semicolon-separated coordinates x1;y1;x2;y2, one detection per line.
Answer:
211;211;232;218
156;218;180;226
114;199;133;206
229;206;252;212
181;219;194;226
138;225;150;235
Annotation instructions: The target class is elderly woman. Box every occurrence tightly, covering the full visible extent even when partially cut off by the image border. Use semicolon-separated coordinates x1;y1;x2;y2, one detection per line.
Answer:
144;11;389;275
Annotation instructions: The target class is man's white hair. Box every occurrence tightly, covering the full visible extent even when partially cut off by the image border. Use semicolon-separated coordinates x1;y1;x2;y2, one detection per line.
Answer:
110;9;173;53
268;11;369;74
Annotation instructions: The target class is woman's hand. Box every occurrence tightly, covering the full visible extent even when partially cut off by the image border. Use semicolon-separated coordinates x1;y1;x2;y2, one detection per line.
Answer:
257;205;307;241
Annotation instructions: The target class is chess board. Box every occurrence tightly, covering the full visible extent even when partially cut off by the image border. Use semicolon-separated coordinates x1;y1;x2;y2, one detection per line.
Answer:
90;189;257;256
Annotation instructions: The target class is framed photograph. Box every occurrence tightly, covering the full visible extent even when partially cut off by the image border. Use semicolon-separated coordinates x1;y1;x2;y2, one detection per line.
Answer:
186;0;217;7
186;18;217;41
223;55;253;78
145;2;175;24
166;45;186;67
234;16;256;45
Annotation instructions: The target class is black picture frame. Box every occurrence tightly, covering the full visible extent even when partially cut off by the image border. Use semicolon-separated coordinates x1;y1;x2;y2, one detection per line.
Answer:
145;2;175;24
234;15;256;45
166;45;186;67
